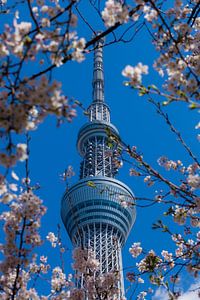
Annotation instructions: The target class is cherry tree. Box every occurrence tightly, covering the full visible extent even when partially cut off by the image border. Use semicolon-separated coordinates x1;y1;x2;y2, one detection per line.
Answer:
0;0;199;299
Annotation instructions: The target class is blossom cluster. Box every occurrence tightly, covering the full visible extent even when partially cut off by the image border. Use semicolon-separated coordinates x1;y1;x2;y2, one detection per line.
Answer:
72;247;99;273
0;4;84;64
171;203;199;228
46;232;58;248
187;174;200;190
129;242;142;258
172;232;200;276
85;271;120;300
0;75;76;167
122;63;149;86
72;247;120;300
60;165;75;182
0;0;88;168
117;193;134;208
157;156;183;171
51;267;67;293
157;156;200;191
0;179;88;299
102;0;129;27
128;228;200;298
153;3;199;103
136;250;162;273
0;189;47;298
0;143;28;168
1;76;76;134
118;0;200;106
29;255;50;275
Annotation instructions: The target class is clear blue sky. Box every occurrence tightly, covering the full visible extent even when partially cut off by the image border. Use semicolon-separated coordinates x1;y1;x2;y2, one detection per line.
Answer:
1;0;199;298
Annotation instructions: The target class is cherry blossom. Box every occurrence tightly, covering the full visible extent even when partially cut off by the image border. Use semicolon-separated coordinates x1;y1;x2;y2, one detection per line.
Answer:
129;242;142;258
143;5;158;22
51;267;66;293
72;247;99;274
102;0;129;27
137;291;147;299
71;37;86;62
161;250;173;262
122;63;148;86
187;174;200;189
46;232;58;248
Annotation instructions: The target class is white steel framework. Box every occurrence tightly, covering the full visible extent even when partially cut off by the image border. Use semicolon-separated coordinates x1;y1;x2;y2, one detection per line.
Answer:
74;223;124;294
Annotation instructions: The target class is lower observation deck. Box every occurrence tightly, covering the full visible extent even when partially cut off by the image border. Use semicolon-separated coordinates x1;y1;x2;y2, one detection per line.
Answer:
61;177;136;246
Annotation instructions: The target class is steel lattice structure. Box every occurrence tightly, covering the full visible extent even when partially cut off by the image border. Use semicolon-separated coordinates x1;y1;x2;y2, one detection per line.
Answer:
61;35;136;299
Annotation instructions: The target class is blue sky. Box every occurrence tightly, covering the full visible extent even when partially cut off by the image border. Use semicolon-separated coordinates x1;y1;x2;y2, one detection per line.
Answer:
1;0;199;298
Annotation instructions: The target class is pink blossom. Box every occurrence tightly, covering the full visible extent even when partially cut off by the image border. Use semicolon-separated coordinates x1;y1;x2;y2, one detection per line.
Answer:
122;63;148;85
102;0;129;27
129;242;142;258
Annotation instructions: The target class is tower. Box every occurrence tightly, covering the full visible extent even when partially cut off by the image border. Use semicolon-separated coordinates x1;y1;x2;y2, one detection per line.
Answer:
61;35;136;299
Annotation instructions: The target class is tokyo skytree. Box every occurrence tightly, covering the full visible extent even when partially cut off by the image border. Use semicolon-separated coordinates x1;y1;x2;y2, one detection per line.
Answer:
61;35;136;299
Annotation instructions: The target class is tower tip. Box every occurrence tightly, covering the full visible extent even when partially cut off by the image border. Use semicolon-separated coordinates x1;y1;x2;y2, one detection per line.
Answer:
87;31;110;122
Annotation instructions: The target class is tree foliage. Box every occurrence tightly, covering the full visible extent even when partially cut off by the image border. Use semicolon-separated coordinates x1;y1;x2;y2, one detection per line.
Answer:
0;0;199;299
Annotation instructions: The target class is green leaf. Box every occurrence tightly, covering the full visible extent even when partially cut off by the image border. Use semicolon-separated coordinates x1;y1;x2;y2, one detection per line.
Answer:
24;36;32;45
162;225;168;232
189;102;198;109
107;142;114;149
131;85;137;89
149;84;159;91
177;90;187;98
87;181;96;188
74;100;82;106
105;127;111;136
138;87;148;96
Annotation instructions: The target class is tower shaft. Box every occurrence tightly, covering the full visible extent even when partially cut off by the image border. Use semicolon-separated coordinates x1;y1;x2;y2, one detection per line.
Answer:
61;34;136;300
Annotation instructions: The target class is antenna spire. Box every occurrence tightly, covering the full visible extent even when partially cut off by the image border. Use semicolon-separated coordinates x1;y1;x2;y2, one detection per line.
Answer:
88;33;110;122
92;35;105;102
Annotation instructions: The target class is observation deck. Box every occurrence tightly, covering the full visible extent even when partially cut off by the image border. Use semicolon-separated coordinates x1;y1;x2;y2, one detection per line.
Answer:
61;176;136;246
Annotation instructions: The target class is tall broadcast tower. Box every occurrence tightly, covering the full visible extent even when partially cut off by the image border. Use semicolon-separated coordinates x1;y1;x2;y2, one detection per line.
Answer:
61;35;136;298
